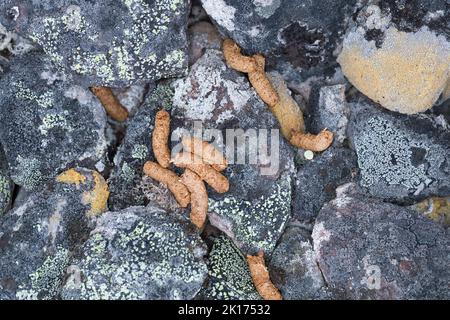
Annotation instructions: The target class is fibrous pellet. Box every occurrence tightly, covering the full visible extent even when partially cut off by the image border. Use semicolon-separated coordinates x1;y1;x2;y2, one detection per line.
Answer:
181;169;208;229
172;152;229;194
290;129;334;152
90;86;129;122
222;38;258;73
248;54;279;107
152;110;171;168
247;251;283;300
143;161;190;208
182;136;228;171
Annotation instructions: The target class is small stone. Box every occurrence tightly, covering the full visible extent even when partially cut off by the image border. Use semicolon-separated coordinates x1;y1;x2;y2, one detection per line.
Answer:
313;183;450;299
304;150;314;160
0;52;107;190
61;205;208;300
199;235;261;300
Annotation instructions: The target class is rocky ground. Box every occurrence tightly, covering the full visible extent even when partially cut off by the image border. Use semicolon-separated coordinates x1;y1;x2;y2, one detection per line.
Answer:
0;0;449;300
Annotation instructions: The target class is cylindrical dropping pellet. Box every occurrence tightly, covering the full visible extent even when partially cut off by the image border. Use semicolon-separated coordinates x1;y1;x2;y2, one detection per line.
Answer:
182;136;228;172
91;86;129;122
181;169;208;229
152;110;171;168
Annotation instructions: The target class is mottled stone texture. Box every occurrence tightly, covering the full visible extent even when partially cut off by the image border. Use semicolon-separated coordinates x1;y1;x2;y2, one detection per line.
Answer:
0;146;14;215
0;52;107;190
313;183;450;299
348;96;450;203
61;205;208;300
0;0;190;86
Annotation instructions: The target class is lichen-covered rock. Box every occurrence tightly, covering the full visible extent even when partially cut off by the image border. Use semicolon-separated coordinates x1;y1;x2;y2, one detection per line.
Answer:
0;146;14;215
201;0;358;77
199;235;261;300
308;84;350;145
348;96;450;203
269;226;330;300
293;147;358;222
108;83;172;210
0;168;107;299
171;49;294;255
61;205;208;300
0;52;107;190
313;183;450;299
0;0;190;87
338;2;450;114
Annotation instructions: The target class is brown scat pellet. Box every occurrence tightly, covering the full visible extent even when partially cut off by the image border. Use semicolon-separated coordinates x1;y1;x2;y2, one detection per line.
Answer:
143;161;191;208
152;110;171;168
90;86;129;122
222;38;258;73
172;152;229;194
181;169;208;229
247;251;283;300
289;129;334;152
182;136;228;171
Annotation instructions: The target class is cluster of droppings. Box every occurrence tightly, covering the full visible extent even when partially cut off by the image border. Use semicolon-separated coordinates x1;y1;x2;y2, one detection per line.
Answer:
20;0;190;86
201;236;261;300
61;206;208;300
208;172;292;255
15;248;70;300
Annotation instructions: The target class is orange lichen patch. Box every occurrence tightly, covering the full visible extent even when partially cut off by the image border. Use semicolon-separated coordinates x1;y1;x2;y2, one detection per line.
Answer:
247;251;283;300
338;27;449;114
290;129;334;152
267;73;306;140
414;197;450;226
181;169;208;229
182;136;228;171
143;161;191;208
91;86;129;122
56;168;86;187
82;171;110;217
222;38;259;73
172;152;229;194
152;110;171;168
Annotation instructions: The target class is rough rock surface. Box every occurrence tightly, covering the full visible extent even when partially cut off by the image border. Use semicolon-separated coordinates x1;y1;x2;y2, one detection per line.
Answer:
338;2;450;114
269;226;329;300
200;235;260;300
0;168;107;299
0;147;14;215
188;21;222;66
0;52;107;190
348;97;450;203
171;49;294;255
201;0;358;77
0;0;190;86
61;205;208;300
293;147;358;222
313;183;450;299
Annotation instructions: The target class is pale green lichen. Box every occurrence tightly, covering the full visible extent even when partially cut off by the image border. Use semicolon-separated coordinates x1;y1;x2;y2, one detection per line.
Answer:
120;162;136;182
131;145;149;160
148;83;174;110
14;81;55;109
0;174;12;213
38;112;70;135
14;156;45;189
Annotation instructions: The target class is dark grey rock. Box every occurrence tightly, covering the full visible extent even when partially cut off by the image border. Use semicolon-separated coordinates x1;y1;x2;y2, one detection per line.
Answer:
348;97;450;203
0;168;103;300
199;235;261;300
313;183;450;299
293;147;358;222
0;0;190;87
200;0;359;77
269;226;330;300
188;21;222;66
0;52;107;190
0;146;14;215
61;205;208;300
171;49;295;255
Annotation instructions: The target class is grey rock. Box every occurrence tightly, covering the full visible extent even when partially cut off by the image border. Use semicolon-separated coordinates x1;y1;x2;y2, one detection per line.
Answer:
170;49;294;255
0;168;102;300
199;235;261;300
0;0;190;87
313;183;450;299
61;205;208;300
308;84;350;145
0;146;14;215
188;21;222;66
112;84;150;118
0;52;107;190
269;226;330;300
293;147;359;222
200;0;358;76
348;97;450;203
